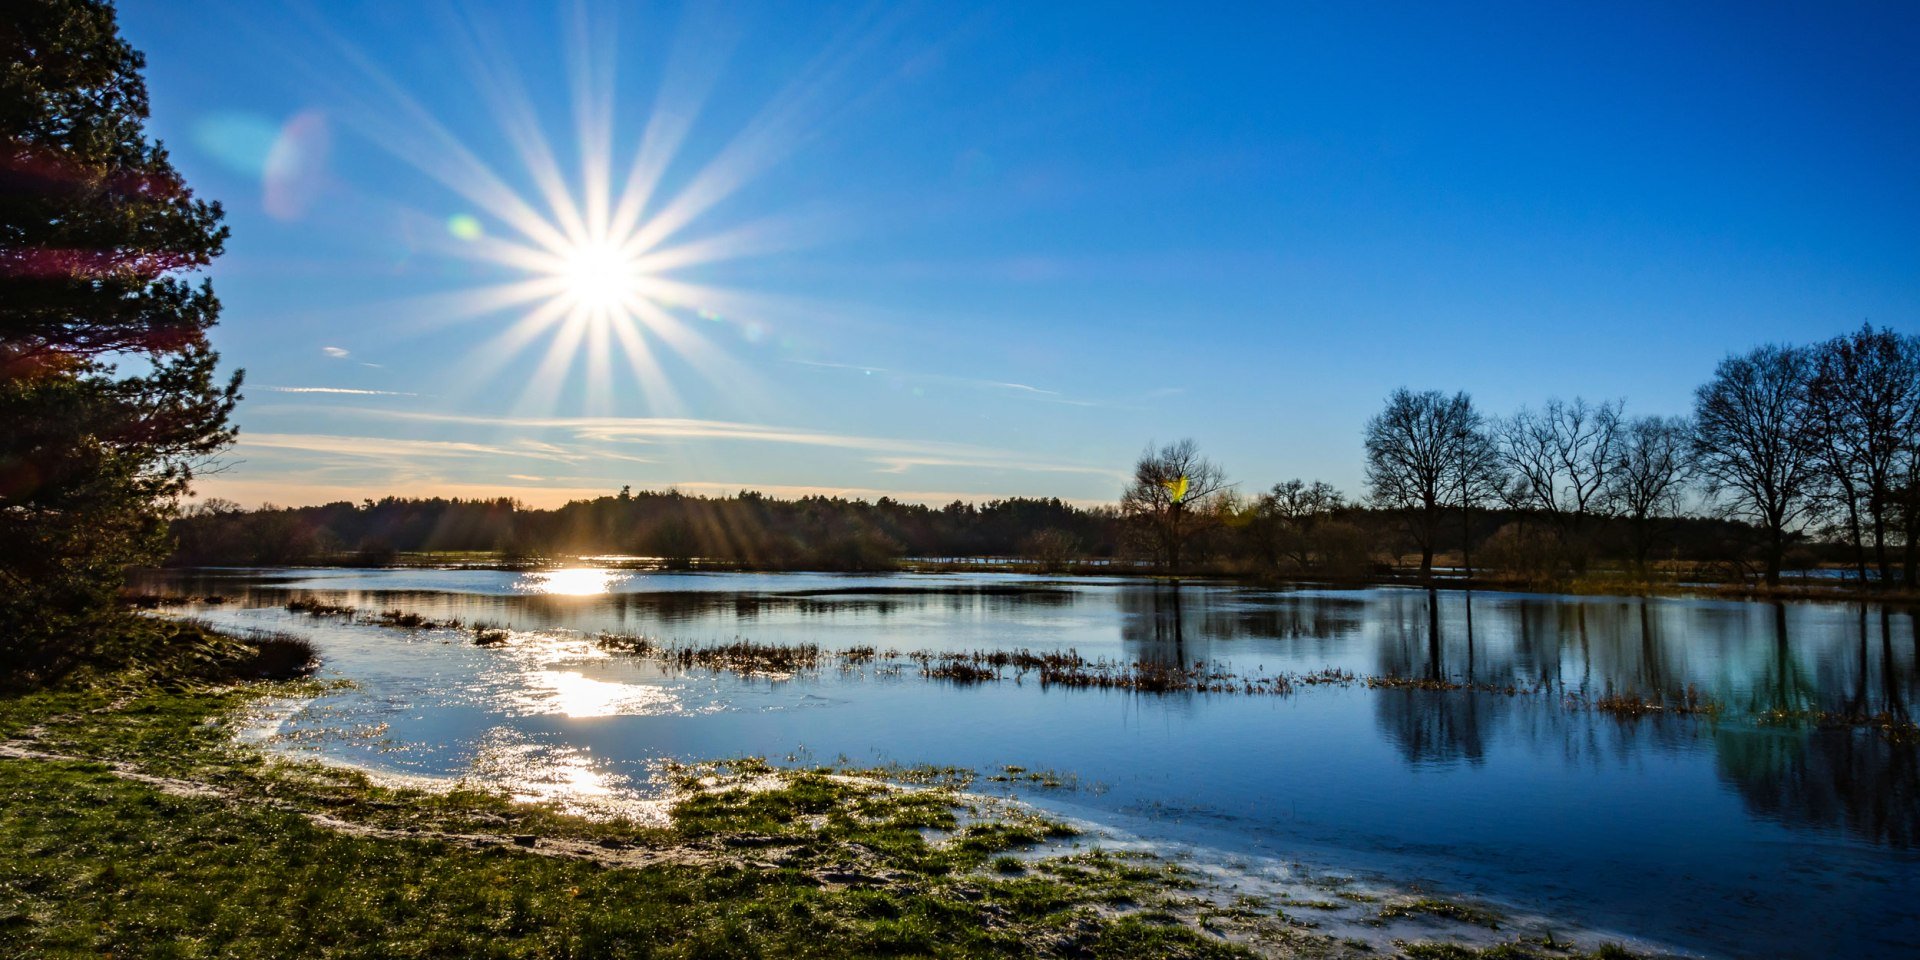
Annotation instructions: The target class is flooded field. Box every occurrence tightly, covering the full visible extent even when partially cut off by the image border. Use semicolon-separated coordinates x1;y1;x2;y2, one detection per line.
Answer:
137;567;1920;960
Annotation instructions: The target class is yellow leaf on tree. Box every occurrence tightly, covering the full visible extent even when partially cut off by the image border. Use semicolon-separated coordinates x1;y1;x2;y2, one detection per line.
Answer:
1164;474;1190;503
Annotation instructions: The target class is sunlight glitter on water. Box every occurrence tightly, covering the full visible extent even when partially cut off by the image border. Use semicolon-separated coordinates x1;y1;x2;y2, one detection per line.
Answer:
514;567;629;595
468;727;671;823
511;669;689;718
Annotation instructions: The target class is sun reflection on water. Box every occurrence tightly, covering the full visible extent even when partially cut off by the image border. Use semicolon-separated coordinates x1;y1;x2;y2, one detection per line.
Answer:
467;727;670;823
515;669;684;719
516;567;627;595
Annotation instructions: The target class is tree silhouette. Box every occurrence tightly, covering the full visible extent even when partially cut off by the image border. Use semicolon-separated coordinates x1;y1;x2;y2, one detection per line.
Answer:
1365;388;1482;578
1120;439;1228;573
1692;345;1816;585
1804;325;1920;584
1496;397;1623;574
0;0;240;675
1608;415;1696;575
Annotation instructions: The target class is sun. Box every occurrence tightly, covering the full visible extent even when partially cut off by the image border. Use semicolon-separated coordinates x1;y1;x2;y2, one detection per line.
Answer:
558;241;642;313
339;3;843;415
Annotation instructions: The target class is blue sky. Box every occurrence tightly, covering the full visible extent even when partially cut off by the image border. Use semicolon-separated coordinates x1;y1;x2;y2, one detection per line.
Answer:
121;1;1920;508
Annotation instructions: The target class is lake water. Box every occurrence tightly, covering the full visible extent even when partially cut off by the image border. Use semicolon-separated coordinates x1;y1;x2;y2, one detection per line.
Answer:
136;568;1919;960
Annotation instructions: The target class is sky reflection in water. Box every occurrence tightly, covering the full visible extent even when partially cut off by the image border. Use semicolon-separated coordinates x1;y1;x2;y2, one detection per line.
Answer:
153;568;1919;960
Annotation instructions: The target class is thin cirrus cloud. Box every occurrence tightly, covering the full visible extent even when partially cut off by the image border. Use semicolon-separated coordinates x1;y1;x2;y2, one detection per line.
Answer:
868;455;1123;479
783;358;1103;407
343;408;1117;477
236;432;585;463
261;386;421;397
205;413;1118;509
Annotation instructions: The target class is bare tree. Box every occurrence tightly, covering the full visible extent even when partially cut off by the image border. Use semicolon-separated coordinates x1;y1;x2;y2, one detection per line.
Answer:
1805;325;1920;585
1496;397;1623;573
1692;344;1818;585
1607;415;1695;575
1120;439;1229;573
1365;388;1479;578
1252;479;1347;571
1450;422;1505;578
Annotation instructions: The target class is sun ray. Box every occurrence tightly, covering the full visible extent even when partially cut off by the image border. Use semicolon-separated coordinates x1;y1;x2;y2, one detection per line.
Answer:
516;309;594;416
564;0;617;246
261;0;925;424
604;5;739;242
282;7;578;254
382;277;574;335
442;297;578;411
583;310;616;417
445;12;592;249
606;311;683;416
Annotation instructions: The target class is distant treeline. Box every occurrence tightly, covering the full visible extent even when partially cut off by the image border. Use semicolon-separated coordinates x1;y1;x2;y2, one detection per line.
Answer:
166;487;1791;579
168;491;1120;571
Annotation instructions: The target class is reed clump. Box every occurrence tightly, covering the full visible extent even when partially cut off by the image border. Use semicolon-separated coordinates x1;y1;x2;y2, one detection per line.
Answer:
286;597;356;618
1365;675;1538;696
907;648;1295;695
283;598;461;631
1591;684;1720;718
372;609;436;629
122;592;232;607
1299;668;1357;686
229;629;322;680
594;633;822;675
1757;707;1920;743
665;639;822;674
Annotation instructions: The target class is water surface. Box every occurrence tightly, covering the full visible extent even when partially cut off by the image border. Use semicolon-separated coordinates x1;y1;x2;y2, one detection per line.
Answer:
138;568;1920;960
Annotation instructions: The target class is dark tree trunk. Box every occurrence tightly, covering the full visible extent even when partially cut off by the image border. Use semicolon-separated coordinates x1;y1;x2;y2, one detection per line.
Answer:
1904;504;1918;588
1460;504;1474;580
1870;501;1891;586
1842;490;1868;586
1426;588;1442;681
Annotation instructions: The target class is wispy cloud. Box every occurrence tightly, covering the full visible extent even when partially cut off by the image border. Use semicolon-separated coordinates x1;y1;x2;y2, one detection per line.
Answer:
322;346;351;358
261;386;420;397
349;409;1109;477
784;357;1071;400
237;432;581;463
783;357;1119;408
868;455;1124;480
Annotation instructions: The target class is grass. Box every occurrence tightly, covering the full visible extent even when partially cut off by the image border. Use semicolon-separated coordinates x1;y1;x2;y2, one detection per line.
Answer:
1377;897;1504;929
0;620;1675;958
0;682;1266;958
0;629;1338;959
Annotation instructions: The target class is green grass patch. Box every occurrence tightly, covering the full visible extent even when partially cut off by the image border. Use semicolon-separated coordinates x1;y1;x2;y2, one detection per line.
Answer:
0;661;1271;959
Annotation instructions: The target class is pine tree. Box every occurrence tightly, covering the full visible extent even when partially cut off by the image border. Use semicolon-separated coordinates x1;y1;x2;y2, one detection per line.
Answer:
1;0;241;678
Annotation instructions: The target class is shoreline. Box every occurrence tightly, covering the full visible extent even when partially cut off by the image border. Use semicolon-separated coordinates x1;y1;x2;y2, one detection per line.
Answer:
0;642;1672;960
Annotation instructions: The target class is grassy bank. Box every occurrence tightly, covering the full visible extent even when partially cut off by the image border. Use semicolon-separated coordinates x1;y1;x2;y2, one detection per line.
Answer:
1;627;1651;959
